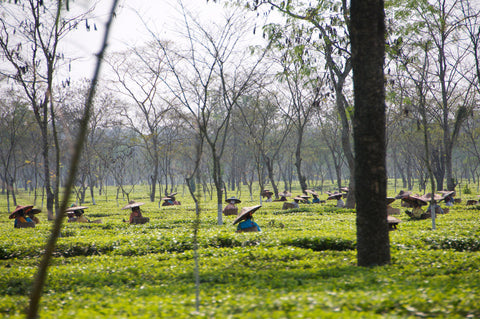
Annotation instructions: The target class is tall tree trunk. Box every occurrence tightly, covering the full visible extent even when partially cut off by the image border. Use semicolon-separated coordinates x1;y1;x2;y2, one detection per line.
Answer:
41;122;54;220
336;85;356;208
150;162;158;202
50;100;61;217
295;126;307;192
265;157;279;198
211;149;223;225
89;174;96;205
351;0;390;266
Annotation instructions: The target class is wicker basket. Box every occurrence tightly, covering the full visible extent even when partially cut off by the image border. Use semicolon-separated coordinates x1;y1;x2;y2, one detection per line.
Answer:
282;202;295;210
401;200;413;208
236;226;259;233
466;200;478;206
223;207;238;216
16;221;36;228
387;206;400;215
131;217;149;224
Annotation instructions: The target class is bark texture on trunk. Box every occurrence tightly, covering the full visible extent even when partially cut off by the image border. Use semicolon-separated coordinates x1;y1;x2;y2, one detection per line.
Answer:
351;0;390;266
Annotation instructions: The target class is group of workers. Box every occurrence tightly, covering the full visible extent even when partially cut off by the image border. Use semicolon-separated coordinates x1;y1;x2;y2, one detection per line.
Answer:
161;193;181;206
66;205;91;223
9;205;40;228
224;188;347;233
8;187;461;232
272;189;345;209
223;196;261;232
396;190;454;220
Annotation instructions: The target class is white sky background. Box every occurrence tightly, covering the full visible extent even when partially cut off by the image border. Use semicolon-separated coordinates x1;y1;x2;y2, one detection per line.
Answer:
62;0;277;81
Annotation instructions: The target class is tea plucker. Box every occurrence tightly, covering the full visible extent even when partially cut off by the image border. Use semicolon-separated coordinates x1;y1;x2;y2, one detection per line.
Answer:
162;192;181;206
300;194;311;204
65;204;90;223
275;191;291;202
26;208;41;224
291;196;304;208
122;200;145;224
327;192;345;208
403;194;428;219
9;205;35;228
439;190;455;207
306;190;321;204
233;205;262;233
421;193;445;215
264;190;274;202
223;196;241;216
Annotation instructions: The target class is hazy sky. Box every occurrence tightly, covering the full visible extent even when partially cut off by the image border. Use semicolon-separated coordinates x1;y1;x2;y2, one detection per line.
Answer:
63;0;270;80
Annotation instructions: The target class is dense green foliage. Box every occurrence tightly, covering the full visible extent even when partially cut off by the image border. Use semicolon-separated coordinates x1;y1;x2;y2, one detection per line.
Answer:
1;187;480;318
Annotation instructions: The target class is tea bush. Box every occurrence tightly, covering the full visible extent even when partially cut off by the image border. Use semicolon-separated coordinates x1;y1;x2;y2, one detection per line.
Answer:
1;187;480;318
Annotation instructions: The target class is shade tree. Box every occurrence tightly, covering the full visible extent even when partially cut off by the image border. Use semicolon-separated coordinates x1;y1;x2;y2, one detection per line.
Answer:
0;0;96;219
255;0;356;207
233;87;294;199
106;43;172;203
389;0;476;191
142;3;270;225
0;88;33;210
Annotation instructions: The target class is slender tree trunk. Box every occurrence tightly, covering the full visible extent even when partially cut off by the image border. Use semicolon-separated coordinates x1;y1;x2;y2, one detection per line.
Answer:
150;137;159;202
265;157;279;198
335;85;356;208
40;123;55;220
89;179;96;205
211;149;223;225
50;97;61;217
295;126;307;192
351;0;390;266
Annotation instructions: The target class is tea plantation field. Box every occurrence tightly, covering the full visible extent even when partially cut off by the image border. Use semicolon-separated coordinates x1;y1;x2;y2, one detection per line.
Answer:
1;188;480;318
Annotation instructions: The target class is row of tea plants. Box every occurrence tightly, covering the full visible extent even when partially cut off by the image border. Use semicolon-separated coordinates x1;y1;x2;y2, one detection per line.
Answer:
1;186;479;318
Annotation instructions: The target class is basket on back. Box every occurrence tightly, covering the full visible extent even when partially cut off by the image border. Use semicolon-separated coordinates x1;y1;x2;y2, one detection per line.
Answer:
16;221;36;228
131;217;150;224
282;202;296;210
223;207;238;216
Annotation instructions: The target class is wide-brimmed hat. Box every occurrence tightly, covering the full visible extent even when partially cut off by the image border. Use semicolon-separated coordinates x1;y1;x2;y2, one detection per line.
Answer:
121;200;145;210
403;194;427;206
65;204;89;212
300;194;311;199
162;197;173;201
305;189;319;196
279;191;292;197
387;215;402;224
386;197;396;205
167;192;177;198
293;196;304;201
420;193;443;202
9;205;34;219
232;205;262;225
327;193;343;200
261;189;273;196
439;190;455;199
27;208;41;215
395;190;412;199
340;187;349;193
226;196;241;204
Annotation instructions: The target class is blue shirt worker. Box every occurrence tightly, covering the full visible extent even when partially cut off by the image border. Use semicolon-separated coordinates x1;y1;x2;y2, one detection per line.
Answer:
233;205;262;233
9;205;35;228
305;190;320;203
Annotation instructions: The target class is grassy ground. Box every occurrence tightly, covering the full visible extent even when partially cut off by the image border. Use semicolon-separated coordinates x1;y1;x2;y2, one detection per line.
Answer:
1;185;479;318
